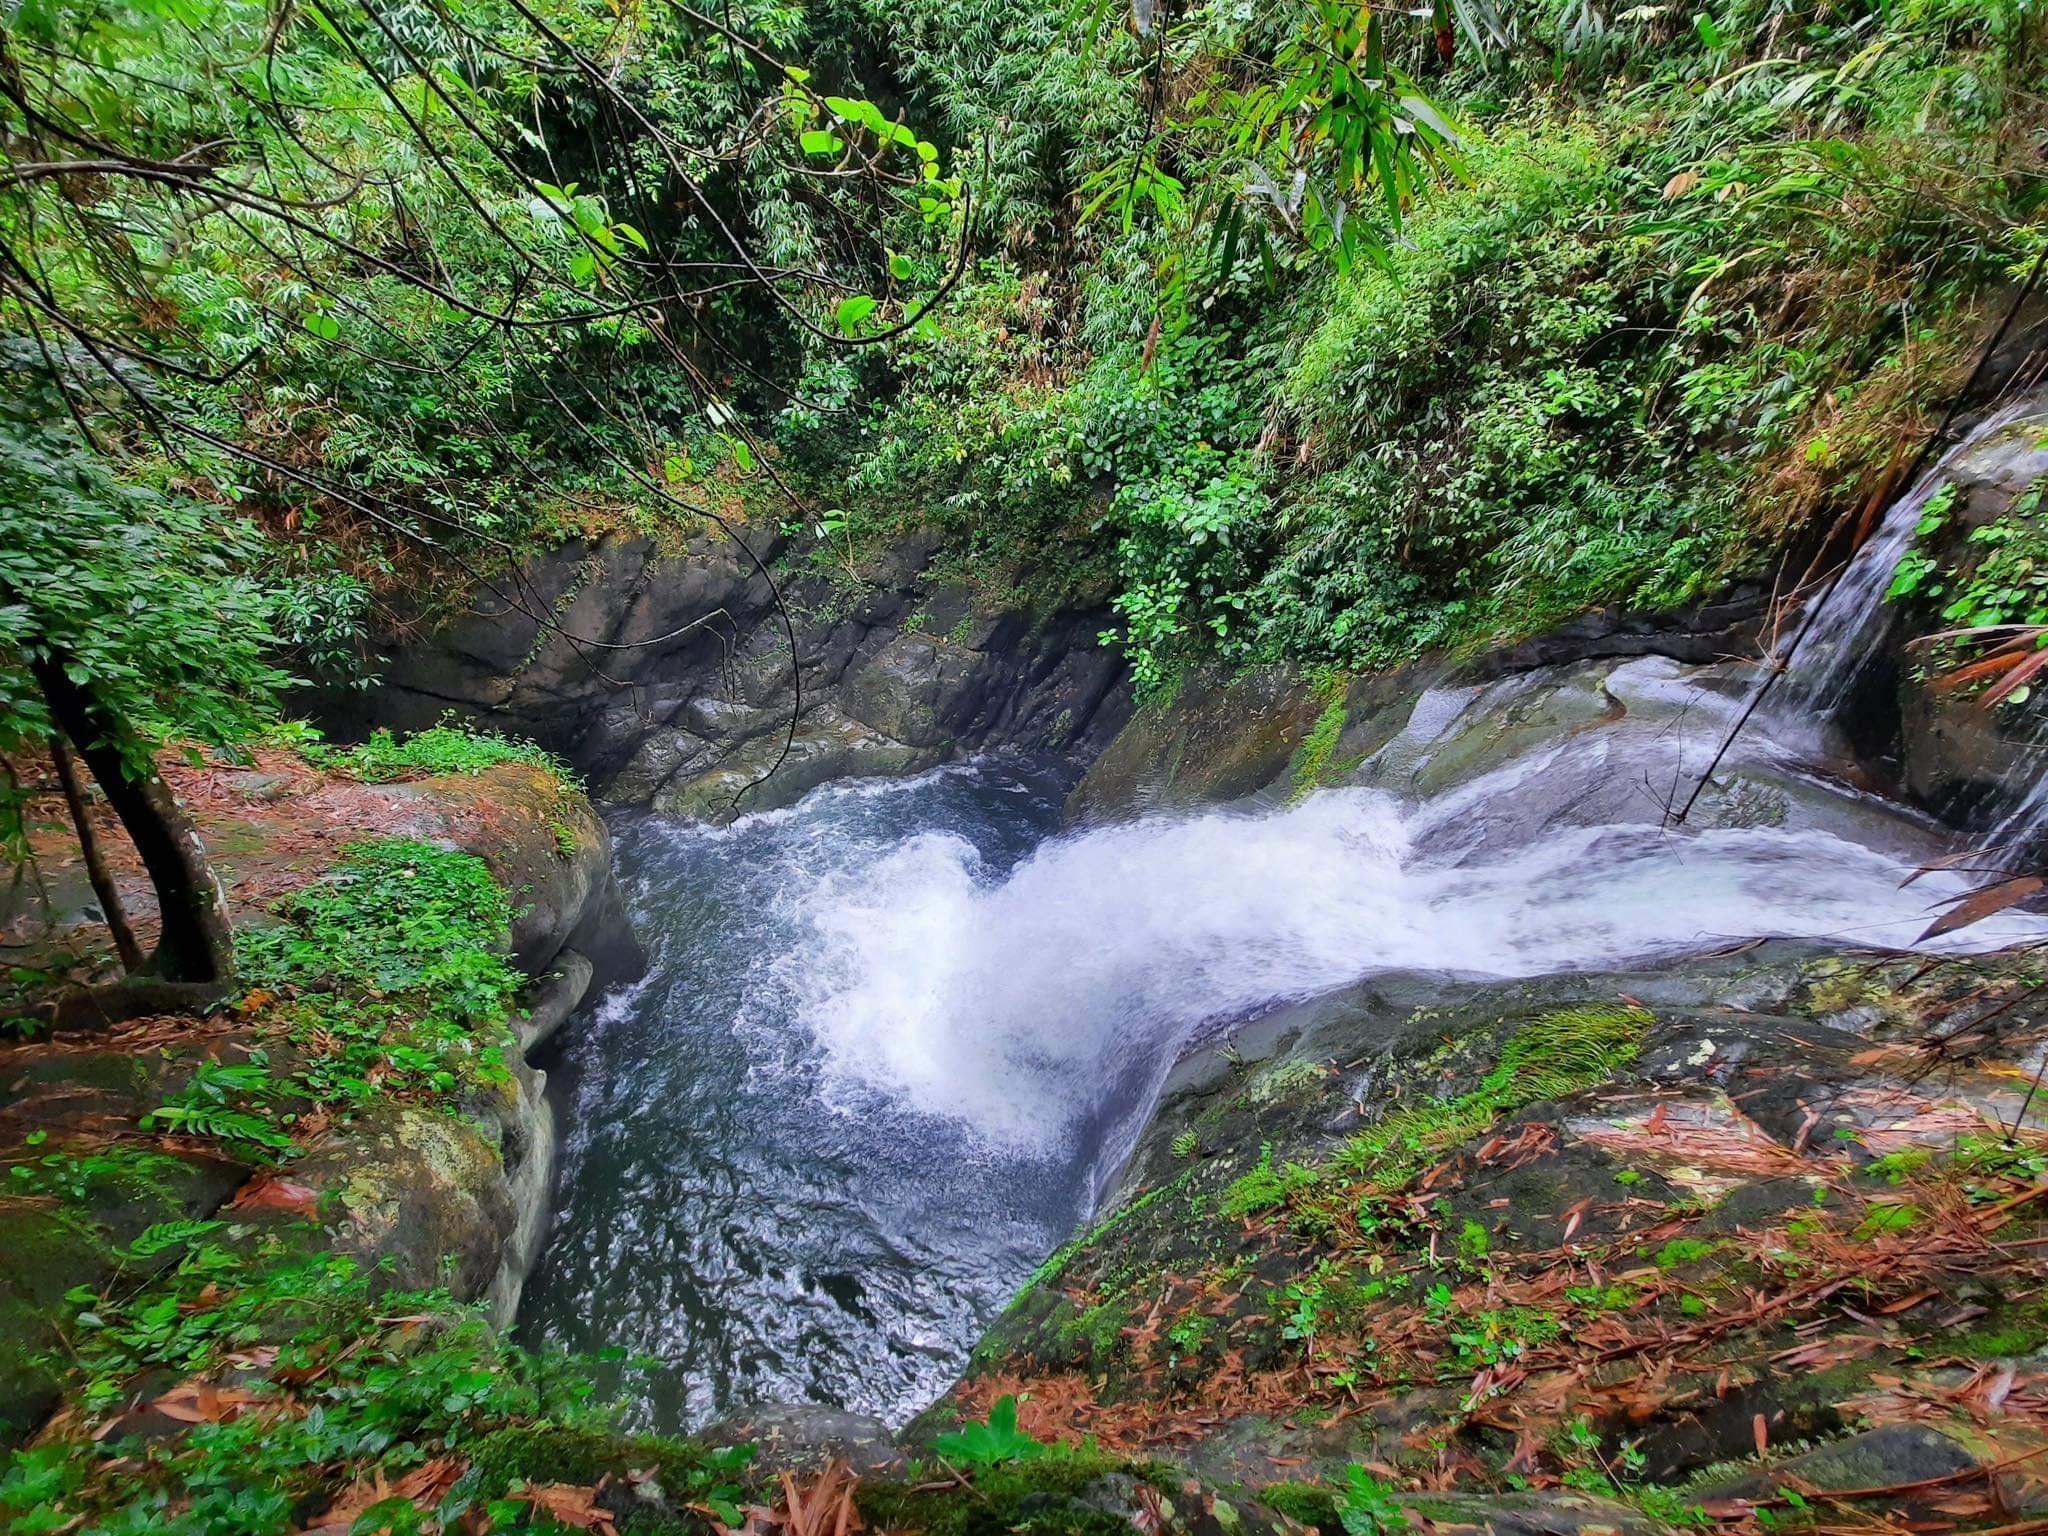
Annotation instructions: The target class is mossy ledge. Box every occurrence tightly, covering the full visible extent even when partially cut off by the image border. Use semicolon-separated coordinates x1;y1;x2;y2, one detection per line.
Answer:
0;734;654;1531
950;947;2048;1533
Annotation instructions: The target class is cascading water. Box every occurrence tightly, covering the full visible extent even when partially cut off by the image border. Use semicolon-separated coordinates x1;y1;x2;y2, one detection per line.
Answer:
1780;397;2045;718
524;641;2048;1435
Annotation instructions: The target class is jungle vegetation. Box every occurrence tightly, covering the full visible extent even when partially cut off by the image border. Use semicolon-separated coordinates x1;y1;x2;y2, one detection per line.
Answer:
0;0;2042;988
0;3;2042;1529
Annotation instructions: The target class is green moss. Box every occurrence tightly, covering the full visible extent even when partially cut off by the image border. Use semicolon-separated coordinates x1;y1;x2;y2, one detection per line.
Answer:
1054;1299;1130;1363
1220;1143;1322;1219
466;1423;693;1494
1259;1481;1342;1529
1332;1005;1647;1189
1955;1325;2044;1358
1950;1290;2048;1358
857;1448;1126;1536
1249;1058;1330;1107
1013;1175;1188;1304
1654;1238;1718;1269
1288;698;1349;802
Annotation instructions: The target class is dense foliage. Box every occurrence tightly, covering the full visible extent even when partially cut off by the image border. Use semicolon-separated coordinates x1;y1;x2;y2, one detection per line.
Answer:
0;0;959;817
0;2;2043;1522
1;0;2040;763
788;0;2045;688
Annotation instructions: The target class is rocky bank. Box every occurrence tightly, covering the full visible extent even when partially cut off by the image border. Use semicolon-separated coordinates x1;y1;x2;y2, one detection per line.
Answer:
0;750;640;1444
317;524;1133;821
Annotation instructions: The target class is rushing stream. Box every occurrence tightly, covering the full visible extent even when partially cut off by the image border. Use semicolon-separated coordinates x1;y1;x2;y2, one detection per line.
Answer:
525;690;2046;1434
520;761;1086;1431
523;399;2048;1436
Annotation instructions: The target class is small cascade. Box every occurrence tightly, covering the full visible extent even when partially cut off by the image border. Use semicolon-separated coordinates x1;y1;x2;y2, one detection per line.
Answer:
1781;397;2043;717
1979;739;2048;863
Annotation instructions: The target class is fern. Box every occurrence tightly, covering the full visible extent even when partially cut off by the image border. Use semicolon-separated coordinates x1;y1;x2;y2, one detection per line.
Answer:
1486;1004;1647;1105
143;1104;295;1152
124;1220;224;1260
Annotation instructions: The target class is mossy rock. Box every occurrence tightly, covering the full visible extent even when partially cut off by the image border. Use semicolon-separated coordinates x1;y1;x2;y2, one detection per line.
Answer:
0;1202;110;1444
1069;668;1323;821
258;1102;516;1302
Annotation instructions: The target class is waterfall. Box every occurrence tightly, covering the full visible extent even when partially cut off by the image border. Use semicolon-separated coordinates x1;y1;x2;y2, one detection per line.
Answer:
530;416;2048;1425
799;747;2039;1159
531;646;2048;1429
1781;397;2044;717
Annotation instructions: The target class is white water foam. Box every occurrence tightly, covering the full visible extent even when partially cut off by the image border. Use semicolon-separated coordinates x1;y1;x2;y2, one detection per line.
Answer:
774;768;2044;1151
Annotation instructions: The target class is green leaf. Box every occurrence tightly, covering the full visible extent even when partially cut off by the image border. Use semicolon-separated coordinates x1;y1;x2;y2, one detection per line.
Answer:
834;294;879;336
931;1395;1046;1465
801;129;846;156
303;313;341;342
1695;11;1725;47
888;253;914;281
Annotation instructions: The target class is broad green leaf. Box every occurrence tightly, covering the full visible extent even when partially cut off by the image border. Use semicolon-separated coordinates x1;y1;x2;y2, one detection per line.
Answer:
835;294;878;336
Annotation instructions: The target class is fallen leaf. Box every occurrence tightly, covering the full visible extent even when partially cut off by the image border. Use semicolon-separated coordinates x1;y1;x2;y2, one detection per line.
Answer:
232;1178;322;1217
521;1482;618;1532
296;1457;464;1533
151;1380;266;1424
1918;876;2044;942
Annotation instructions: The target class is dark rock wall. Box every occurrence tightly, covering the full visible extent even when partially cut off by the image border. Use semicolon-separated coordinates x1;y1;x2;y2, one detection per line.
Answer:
316;527;1133;819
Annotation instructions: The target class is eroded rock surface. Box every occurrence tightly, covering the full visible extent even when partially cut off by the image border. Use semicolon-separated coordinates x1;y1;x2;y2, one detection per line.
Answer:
941;947;2048;1529
316;528;1132;819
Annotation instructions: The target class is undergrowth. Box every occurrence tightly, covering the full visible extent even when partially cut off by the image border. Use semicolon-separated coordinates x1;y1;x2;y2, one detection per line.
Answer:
1219;1005;1650;1213
0;838;619;1533
304;723;573;786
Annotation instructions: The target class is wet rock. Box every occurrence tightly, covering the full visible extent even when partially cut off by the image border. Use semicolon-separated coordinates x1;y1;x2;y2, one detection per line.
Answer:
842;633;980;749
517;949;593;1052
1885;399;2048;825
219;769;293;801
609;727;716;804
1388;1490;1661;1535
1465;591;1767;677
277;1100;518;1302
1165;1395;1466;1490
700;1402;907;1477
958;944;2048;1520
656;705;940;822
1693;1422;1982;1507
309;528;1131;813
1070;669;1324;821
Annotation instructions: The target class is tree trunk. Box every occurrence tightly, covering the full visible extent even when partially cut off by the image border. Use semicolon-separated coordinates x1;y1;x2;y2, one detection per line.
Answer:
30;656;235;984
49;733;146;973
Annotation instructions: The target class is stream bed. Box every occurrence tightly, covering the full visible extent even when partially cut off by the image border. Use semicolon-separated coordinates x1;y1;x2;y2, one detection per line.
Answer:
520;759;1087;1433
520;700;2047;1435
